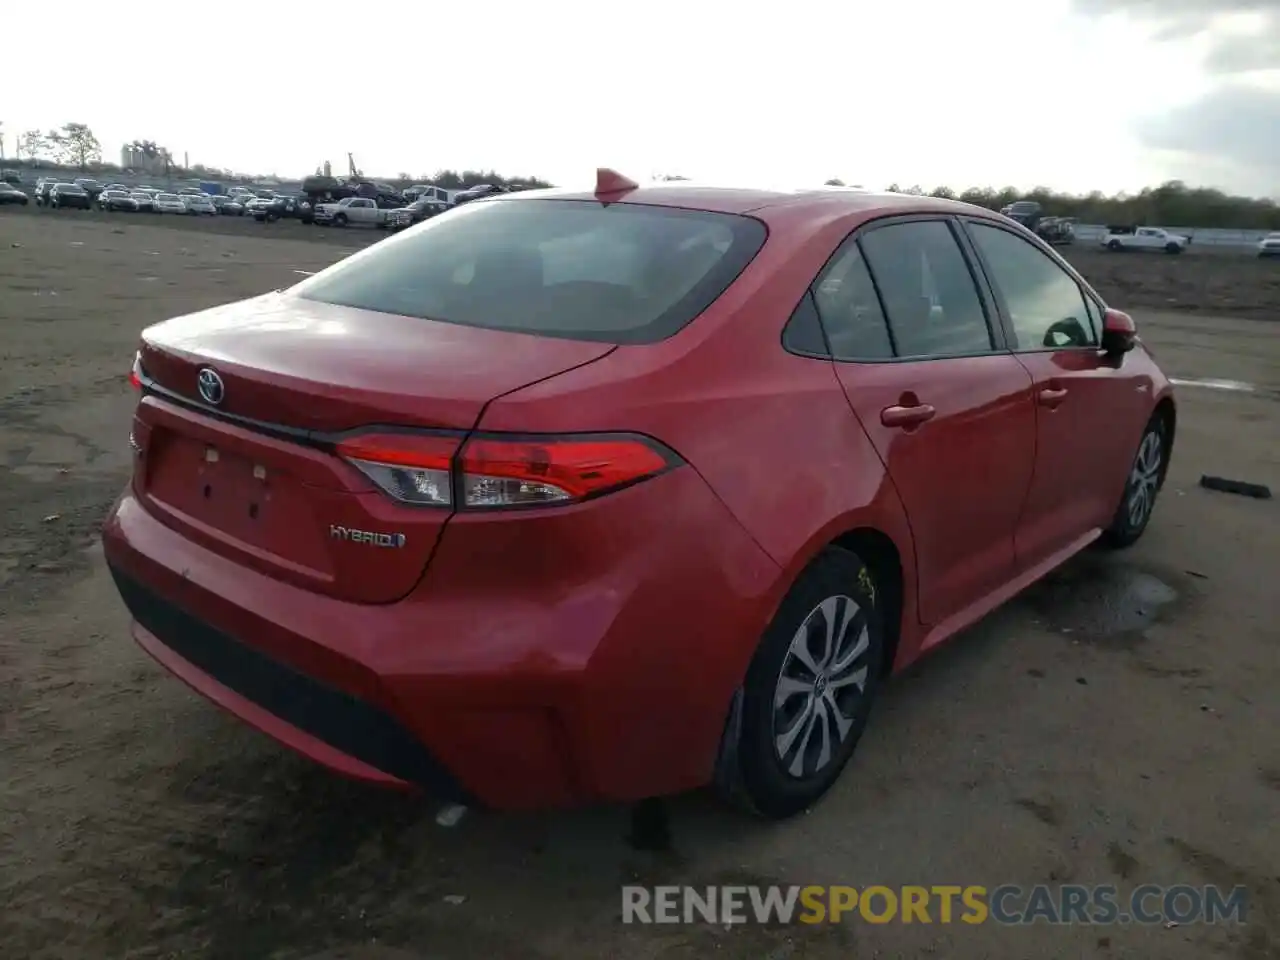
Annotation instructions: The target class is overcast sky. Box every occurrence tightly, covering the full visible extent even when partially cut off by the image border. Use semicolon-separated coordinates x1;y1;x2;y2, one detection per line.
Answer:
4;0;1277;196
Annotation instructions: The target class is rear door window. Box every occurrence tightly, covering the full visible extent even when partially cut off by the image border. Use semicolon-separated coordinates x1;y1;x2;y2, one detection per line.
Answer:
293;199;767;343
858;220;994;358
810;242;894;360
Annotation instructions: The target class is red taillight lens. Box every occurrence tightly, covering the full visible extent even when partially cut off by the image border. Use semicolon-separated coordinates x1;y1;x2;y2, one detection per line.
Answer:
335;432;459;506
128;352;142;390
459;435;673;507
335;431;677;509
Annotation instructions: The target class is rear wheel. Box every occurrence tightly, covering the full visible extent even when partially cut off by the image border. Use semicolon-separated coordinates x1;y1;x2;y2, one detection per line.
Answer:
723;546;884;819
1101;416;1167;548
1165;243;1182;254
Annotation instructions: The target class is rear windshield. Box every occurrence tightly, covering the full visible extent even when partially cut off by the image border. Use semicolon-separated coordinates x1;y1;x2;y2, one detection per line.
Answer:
292;198;767;343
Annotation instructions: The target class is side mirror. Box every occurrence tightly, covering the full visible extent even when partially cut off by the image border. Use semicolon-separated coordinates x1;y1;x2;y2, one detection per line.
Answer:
1100;307;1137;355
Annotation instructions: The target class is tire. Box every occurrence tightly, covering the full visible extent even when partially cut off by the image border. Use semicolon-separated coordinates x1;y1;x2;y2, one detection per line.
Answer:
1100;415;1168;549
1107;240;1122;251
721;546;885;819
333;213;348;227
1165;243;1182;254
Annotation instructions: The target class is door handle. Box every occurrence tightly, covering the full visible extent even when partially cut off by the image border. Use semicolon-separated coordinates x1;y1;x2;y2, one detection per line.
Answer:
1038;387;1068;406
881;403;936;428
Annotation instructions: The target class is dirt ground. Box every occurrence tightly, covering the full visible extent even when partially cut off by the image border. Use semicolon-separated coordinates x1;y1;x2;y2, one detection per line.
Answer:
6;202;1280;318
1;210;1278;960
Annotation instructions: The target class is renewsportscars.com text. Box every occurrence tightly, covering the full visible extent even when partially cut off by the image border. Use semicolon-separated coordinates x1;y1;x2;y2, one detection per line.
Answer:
621;884;1248;926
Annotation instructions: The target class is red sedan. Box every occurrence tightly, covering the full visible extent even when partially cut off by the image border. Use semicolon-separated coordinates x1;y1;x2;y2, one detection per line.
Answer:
104;171;1175;819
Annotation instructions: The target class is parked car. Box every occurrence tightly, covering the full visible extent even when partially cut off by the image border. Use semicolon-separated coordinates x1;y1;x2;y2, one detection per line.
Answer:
106;175;1176;818
247;194;306;222
386;197;446;231
1000;200;1043;231
243;197;275;219
34;179;57;206
0;183;30;205
313;196;391;227
1036;216;1075;246
152;193;189;214
1101;225;1190;254
130;191;157;212
50;184;93;209
99;189;140;212
210;195;245;216
451;183;505;205
402;184;452;207
1257;232;1280;259
182;193;218;216
73;178;105;200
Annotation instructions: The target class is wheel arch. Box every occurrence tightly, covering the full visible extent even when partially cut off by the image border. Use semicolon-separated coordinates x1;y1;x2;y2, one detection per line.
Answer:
830;527;906;677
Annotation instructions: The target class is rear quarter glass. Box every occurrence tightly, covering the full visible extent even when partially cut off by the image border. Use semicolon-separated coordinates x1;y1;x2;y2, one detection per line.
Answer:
291;198;768;344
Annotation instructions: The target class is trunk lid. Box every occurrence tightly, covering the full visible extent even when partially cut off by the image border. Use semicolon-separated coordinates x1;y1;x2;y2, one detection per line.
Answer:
133;293;614;604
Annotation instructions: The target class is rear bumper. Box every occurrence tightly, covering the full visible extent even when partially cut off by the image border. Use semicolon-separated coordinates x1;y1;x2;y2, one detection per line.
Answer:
103;467;780;809
110;562;471;800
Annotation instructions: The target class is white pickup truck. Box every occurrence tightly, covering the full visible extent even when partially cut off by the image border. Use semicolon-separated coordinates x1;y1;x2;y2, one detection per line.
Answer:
313;196;392;228
1101;225;1191;254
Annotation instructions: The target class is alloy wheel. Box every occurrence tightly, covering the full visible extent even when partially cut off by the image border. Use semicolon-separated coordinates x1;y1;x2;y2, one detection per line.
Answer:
773;595;871;779
1128;429;1163;529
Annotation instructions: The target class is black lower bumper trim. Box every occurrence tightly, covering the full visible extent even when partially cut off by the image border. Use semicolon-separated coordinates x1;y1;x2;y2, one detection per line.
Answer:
108;563;471;803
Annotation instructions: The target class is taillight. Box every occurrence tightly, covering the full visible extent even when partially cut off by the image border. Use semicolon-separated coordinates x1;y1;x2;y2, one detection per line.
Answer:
459;434;674;507
335;432;679;509
336;432;457;506
129;352;142;390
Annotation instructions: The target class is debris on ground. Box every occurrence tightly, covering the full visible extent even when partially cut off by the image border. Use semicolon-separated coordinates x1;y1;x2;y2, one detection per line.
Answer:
435;804;467;827
1199;475;1272;499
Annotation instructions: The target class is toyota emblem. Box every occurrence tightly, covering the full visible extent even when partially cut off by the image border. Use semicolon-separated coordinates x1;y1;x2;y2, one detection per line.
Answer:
196;367;225;406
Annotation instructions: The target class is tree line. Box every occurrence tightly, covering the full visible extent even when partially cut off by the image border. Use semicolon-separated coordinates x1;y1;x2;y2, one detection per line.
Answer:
827;179;1280;231
394;169;553;191
7;123;103;169
5;121;1275;229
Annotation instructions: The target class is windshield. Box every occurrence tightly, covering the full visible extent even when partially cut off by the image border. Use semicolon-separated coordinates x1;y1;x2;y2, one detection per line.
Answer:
156;194;180;201
59;185;86;194
293;198;767;344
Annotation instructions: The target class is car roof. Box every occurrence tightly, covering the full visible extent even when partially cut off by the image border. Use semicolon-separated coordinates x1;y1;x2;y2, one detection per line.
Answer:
492;181;996;225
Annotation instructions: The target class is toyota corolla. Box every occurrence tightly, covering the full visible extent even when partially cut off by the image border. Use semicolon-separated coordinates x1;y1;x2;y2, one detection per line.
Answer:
104;170;1175;818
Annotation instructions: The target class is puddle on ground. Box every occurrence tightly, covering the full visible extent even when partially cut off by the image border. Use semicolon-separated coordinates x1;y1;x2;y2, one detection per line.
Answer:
1023;556;1180;643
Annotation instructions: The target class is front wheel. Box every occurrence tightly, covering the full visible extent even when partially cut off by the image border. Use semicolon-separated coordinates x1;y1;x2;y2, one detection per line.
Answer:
720;546;885;819
1101;416;1168;548
333;213;348;227
1107;240;1122;251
